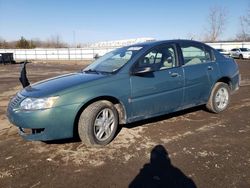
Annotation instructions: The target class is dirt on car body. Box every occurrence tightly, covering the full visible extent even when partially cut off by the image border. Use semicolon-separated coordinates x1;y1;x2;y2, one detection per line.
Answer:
0;60;250;188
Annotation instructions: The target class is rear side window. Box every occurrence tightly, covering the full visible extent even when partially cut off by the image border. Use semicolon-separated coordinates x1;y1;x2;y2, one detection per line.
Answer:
180;44;213;66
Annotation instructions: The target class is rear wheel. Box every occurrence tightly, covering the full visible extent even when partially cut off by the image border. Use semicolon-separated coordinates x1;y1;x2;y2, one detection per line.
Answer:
78;100;118;146
206;82;230;113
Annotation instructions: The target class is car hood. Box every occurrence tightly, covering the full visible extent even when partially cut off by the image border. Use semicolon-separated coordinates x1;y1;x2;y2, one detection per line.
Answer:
20;72;106;97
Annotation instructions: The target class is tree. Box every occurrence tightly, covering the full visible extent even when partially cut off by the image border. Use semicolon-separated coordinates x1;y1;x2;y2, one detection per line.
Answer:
29;40;36;48
0;38;9;48
16;36;30;48
45;35;67;48
205;6;227;42
236;5;250;41
0;36;69;49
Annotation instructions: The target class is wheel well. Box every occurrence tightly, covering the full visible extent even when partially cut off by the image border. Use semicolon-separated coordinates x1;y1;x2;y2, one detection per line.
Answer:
216;77;232;89
73;96;126;138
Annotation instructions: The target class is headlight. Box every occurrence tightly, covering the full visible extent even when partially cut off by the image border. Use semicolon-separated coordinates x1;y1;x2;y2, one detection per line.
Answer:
20;96;59;110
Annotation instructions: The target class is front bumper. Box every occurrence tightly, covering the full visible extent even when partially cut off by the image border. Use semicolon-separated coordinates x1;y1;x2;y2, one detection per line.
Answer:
7;102;80;141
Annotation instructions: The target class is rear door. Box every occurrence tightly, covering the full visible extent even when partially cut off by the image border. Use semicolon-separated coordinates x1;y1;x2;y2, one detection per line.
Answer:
179;42;220;108
129;44;184;119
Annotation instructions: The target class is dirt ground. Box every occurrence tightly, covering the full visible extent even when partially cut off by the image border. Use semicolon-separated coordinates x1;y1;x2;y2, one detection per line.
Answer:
0;59;249;188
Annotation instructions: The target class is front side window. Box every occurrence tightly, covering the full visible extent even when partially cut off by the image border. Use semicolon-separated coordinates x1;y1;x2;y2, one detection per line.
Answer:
136;45;176;71
180;44;213;66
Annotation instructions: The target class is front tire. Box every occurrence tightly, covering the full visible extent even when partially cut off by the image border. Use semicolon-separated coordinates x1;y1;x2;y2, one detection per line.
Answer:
239;54;243;59
206;82;231;113
78;100;118;146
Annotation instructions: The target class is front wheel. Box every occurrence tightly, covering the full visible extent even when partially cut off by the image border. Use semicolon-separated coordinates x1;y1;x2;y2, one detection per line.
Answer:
206;82;231;113
78;100;118;146
239;54;243;59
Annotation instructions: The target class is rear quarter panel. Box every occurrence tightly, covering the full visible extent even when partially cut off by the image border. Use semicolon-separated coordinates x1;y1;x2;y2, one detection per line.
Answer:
215;51;240;91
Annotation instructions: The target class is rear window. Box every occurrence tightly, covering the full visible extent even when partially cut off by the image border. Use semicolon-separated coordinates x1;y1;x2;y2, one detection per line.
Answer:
240;48;250;52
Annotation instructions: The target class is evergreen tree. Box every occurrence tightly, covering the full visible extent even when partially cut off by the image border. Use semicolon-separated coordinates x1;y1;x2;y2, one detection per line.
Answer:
16;36;30;48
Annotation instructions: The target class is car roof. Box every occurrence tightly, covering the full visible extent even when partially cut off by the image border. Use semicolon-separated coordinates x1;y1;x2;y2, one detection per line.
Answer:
126;39;215;50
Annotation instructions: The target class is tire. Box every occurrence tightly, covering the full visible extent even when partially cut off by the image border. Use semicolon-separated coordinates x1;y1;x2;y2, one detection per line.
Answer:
78;100;118;146
239;54;243;59
206;82;231;113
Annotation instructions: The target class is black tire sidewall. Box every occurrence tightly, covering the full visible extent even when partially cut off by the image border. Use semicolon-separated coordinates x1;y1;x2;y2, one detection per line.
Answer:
79;101;119;146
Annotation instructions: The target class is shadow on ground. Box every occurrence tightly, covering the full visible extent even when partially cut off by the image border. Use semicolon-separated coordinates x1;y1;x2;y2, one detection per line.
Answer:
129;145;197;188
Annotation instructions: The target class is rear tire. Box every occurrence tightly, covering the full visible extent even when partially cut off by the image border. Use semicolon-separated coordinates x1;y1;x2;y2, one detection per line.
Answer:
206;82;231;113
78;100;118;146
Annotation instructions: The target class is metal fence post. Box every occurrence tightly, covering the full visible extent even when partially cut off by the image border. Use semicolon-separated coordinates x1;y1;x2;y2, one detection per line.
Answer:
68;48;70;60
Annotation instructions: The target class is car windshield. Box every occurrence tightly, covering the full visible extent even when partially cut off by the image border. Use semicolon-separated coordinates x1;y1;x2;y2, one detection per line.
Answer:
83;46;143;73
240;48;250;52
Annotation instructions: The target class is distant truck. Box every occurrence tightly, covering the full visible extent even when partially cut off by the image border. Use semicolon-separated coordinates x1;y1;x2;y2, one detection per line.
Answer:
0;53;16;64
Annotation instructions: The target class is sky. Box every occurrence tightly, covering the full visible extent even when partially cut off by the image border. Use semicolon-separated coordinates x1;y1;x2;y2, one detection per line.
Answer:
0;0;249;44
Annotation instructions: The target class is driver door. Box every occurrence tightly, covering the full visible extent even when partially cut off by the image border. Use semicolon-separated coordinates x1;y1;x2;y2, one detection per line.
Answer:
129;44;184;120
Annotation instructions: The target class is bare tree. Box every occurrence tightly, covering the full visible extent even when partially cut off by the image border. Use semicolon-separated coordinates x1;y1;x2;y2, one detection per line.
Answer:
205;6;227;42
236;5;250;41
236;17;249;41
45;35;67;48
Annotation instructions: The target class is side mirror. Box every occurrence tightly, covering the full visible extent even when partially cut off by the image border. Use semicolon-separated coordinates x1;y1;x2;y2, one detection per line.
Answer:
132;66;154;76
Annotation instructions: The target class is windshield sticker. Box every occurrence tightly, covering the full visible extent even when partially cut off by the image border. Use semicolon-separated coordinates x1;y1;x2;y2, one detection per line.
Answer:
127;47;143;51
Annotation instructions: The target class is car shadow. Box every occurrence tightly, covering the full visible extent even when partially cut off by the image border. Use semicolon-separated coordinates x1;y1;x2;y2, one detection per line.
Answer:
129;145;197;188
122;105;207;130
43;137;81;144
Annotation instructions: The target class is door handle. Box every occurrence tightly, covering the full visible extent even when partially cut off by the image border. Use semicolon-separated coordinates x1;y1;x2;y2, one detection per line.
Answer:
207;66;213;70
170;72;180;77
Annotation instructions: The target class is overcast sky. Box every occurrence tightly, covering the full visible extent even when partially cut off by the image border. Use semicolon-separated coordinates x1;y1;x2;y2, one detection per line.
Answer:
0;0;249;44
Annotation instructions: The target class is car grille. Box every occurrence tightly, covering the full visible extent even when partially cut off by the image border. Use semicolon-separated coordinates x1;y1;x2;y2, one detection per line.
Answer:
9;93;25;109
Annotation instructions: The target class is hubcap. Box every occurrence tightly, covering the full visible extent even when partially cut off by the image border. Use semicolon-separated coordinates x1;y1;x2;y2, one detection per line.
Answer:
94;108;115;141
215;87;229;110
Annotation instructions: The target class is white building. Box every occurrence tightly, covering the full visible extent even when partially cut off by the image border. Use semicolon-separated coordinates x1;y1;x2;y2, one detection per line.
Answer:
90;37;156;48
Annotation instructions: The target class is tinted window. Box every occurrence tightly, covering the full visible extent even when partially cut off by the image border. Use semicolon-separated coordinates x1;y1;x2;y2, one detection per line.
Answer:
180;44;213;66
136;45;176;71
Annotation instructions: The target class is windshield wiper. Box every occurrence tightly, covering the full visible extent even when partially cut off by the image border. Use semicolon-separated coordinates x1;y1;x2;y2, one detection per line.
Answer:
83;69;113;75
83;69;100;74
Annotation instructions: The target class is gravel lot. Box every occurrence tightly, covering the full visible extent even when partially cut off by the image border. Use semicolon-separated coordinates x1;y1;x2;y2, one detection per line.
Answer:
0;59;249;188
